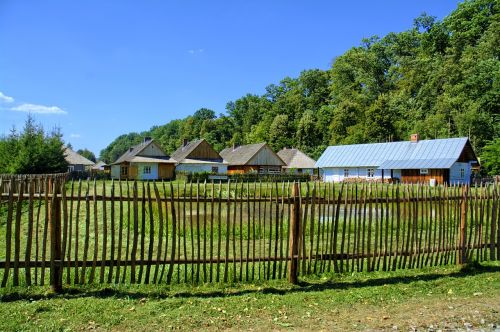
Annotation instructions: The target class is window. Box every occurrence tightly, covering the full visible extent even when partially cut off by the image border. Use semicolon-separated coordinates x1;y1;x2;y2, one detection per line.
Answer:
460;168;465;178
211;166;219;174
68;165;74;172
343;168;349;178
121;166;128;176
143;166;151;174
420;169;429;175
367;168;375;178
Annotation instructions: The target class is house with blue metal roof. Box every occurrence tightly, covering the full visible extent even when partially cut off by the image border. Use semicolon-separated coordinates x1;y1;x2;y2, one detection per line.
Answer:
315;135;479;184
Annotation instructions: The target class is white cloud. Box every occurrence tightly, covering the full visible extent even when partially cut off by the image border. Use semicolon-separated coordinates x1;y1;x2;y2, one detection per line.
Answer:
0;92;14;103
188;48;204;55
11;103;67;114
70;133;81;138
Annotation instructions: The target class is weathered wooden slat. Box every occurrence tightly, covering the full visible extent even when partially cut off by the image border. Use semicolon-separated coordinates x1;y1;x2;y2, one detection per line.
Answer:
99;181;107;283
153;182;163;284
130;181;139;284
115;180;124;283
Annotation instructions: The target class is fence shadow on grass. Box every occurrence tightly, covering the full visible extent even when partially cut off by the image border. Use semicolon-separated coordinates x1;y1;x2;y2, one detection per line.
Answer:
1;262;498;303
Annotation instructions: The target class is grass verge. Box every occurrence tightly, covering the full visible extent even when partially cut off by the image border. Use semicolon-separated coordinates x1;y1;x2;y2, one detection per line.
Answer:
0;262;499;331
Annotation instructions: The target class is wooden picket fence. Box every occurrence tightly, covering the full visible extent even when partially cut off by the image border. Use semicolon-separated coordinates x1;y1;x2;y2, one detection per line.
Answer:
0;178;498;291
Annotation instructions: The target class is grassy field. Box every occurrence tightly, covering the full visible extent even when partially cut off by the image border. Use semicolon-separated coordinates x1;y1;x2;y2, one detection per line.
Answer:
0;261;498;331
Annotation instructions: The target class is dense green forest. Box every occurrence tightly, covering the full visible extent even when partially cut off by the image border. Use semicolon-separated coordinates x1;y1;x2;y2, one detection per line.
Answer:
0;116;68;174
100;0;497;170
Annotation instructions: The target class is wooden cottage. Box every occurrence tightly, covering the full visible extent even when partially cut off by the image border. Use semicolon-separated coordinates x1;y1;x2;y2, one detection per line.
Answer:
219;142;285;175
315;135;479;184
277;148;316;174
110;137;176;180
64;147;95;172
172;139;228;174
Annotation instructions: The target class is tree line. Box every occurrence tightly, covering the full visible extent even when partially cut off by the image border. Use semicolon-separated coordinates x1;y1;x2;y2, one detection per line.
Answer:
100;0;499;174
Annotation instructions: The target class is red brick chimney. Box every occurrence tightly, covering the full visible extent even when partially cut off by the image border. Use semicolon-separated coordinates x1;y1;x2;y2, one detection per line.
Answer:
410;133;419;143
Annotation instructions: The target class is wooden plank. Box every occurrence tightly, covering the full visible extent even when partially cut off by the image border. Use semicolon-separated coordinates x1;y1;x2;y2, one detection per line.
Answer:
99;181;107;283
153;182;163;284
41;178;50;285
252;181;257;280
1;180;14;287
223;180;231;283
332;183;341;273
122;181;132;283
273;182;279;279
278;182;285;278
49;179;62;292
201;181;207;282
167;181;177;284
60;180;68;283
73;180;82;284
301;183;309;275
247;182;252;281
233;181;238;282
130;181;139;284
89;179;99;283
216;181;222;282
209;181;214;282
108;180;116;283
115;180;124;283
284;181;291;278
34;179;43;285
13;180;24;286
144;182;154;284
80;180;91;284
267;182;273;280
137;182;147;283
195;181;201;283
25;180;35;286
288;182;300;284
66;181;75;284
308;182;316;274
339;183;348;273
239;181;244;281
393;185;400;271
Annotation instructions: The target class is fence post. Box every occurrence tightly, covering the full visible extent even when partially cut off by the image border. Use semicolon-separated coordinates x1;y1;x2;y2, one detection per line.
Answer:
49;179;63;292
459;185;468;265
288;182;301;284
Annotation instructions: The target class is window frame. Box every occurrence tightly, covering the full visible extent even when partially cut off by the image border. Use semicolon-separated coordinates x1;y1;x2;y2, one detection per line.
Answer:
367;168;375;178
143;166;151;174
120;166;128;176
420;169;429;175
343;168;349;178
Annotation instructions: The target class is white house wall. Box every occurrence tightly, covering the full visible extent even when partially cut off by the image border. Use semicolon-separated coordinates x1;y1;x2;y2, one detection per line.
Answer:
176;163;228;174
322;167;392;182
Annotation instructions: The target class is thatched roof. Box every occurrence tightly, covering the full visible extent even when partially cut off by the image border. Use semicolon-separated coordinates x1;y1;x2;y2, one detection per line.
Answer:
277;148;316;169
64;147;94;166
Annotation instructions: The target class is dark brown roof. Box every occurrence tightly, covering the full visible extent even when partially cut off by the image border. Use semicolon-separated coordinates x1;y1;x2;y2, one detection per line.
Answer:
277;148;316;169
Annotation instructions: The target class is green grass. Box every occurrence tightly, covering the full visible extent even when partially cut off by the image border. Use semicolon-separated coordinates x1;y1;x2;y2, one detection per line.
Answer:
0;262;498;331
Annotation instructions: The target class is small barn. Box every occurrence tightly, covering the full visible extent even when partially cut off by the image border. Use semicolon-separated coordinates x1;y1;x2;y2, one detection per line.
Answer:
64;147;95;172
315;135;479;184
172;139;228;174
277;148;316;174
219;142;285;175
110;137;176;180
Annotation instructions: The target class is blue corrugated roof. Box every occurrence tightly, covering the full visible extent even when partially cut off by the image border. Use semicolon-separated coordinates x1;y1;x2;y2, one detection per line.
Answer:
315;137;471;169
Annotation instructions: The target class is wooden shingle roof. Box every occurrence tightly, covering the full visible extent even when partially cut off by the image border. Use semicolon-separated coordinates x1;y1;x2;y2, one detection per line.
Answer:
219;142;285;166
277;148;316;169
64;147;95;166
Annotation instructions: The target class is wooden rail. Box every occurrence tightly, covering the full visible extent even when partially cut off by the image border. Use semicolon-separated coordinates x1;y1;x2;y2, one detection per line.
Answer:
0;178;498;290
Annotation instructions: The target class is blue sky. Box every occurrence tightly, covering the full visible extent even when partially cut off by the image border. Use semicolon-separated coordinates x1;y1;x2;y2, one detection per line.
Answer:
0;1;461;156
